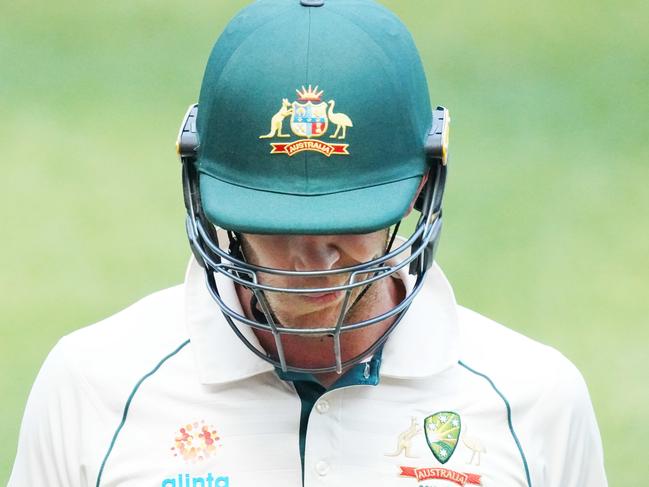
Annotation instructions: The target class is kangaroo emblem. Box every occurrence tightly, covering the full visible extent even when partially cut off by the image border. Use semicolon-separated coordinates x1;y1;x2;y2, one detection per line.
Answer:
259;98;293;139
259;86;352;156
386;417;421;458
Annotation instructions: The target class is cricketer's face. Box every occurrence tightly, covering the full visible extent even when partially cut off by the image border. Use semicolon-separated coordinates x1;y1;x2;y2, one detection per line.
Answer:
239;230;390;329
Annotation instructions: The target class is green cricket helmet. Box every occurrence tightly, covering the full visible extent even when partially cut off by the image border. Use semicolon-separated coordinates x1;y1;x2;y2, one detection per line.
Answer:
178;0;450;374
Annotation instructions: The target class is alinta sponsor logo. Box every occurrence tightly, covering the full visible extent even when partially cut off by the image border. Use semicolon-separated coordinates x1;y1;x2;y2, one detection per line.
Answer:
161;473;229;487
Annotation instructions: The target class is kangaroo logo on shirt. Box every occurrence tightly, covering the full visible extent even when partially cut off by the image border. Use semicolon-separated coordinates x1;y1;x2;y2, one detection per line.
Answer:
385;417;421;458
424;411;461;464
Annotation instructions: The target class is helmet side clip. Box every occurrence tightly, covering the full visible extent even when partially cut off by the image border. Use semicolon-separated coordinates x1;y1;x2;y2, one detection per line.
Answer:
410;106;450;276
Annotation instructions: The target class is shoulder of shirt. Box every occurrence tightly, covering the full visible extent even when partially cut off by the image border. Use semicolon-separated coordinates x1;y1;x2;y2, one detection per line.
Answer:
455;305;591;408
60;284;188;349
48;285;191;403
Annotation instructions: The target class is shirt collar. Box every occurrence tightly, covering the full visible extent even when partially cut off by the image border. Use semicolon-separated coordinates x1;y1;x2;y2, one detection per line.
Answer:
379;260;460;379
184;257;275;384
184;254;459;385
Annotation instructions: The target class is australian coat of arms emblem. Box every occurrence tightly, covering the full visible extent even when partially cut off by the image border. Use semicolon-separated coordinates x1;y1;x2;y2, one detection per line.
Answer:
259;85;352;156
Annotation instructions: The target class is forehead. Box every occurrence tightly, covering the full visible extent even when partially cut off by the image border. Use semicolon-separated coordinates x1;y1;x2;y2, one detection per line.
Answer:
239;230;389;249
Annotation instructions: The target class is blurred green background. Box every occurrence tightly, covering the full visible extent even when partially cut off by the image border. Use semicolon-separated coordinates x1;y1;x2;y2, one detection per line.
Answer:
1;0;647;483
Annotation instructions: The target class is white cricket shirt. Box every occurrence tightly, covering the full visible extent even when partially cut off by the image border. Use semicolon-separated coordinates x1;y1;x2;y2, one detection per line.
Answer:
9;258;607;486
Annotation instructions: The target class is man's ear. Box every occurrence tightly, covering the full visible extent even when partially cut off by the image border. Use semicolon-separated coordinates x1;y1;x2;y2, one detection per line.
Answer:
404;173;429;216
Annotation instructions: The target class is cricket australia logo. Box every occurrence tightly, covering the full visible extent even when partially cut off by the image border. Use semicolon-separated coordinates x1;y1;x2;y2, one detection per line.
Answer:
424;411;461;464
259;85;352;156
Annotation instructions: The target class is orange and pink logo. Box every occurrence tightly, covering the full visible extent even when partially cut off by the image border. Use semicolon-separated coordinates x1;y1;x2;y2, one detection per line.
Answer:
171;420;222;463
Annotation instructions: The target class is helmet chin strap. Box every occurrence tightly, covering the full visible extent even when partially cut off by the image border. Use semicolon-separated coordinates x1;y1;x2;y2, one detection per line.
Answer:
234;221;402;353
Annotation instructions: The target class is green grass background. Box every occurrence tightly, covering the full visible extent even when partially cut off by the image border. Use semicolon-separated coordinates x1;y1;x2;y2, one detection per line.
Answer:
1;0;647;483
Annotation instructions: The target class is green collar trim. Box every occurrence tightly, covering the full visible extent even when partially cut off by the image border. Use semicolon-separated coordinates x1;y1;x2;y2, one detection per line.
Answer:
275;347;383;389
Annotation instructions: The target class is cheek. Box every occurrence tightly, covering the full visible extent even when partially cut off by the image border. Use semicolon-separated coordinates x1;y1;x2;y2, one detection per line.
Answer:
340;232;387;262
256;271;287;287
241;235;290;270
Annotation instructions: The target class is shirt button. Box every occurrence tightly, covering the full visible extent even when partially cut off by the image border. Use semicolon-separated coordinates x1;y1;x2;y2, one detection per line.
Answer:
315;460;330;476
315;399;330;414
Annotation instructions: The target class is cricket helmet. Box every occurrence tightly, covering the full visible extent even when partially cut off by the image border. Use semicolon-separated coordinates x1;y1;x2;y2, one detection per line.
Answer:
177;0;450;374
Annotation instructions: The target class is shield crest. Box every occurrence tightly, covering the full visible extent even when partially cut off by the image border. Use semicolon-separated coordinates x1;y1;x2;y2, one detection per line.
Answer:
291;101;328;138
424;411;461;464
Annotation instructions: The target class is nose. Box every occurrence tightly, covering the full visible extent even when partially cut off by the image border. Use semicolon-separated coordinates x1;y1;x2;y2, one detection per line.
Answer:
291;236;341;271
